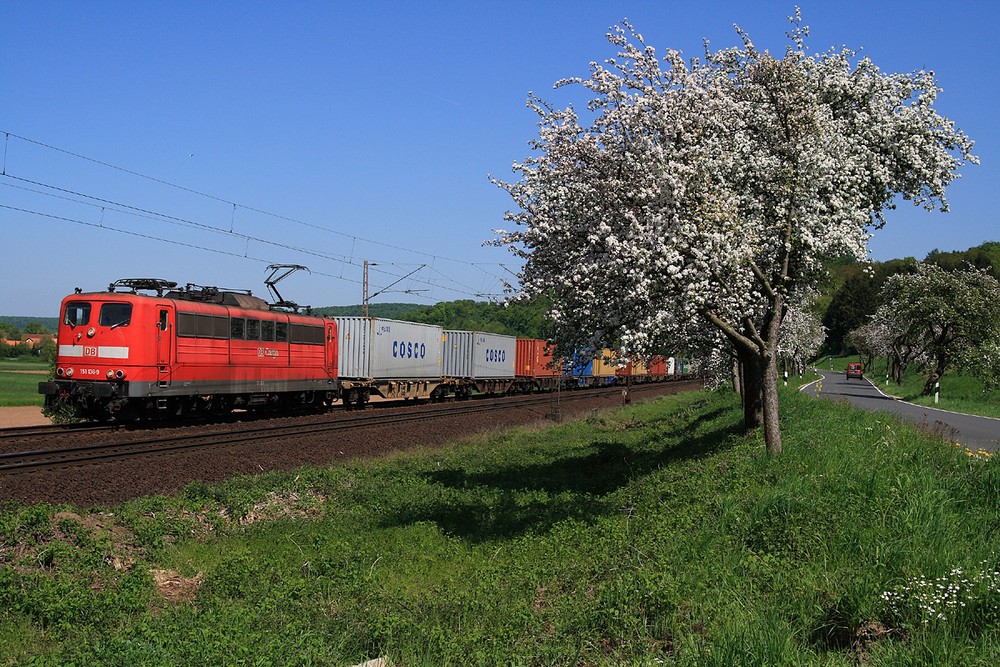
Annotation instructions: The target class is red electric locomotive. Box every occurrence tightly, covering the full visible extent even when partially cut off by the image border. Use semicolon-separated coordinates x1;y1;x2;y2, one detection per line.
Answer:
39;279;338;420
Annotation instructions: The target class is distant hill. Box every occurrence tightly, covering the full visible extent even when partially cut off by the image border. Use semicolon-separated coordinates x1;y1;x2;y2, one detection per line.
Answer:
0;316;59;334
924;241;1000;275
312;299;553;339
397;297;553;339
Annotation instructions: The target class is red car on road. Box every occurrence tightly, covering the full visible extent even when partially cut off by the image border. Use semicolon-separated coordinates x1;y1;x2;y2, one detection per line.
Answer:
846;362;864;379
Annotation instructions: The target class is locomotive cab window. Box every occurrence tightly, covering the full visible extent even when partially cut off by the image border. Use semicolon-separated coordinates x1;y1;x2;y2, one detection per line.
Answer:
99;303;132;329
63;302;91;327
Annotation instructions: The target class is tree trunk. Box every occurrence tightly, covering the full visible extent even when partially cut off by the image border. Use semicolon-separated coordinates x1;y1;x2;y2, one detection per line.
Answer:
893;360;907;386
737;347;764;431
922;362;946;396
762;352;783;455
890;345;909;385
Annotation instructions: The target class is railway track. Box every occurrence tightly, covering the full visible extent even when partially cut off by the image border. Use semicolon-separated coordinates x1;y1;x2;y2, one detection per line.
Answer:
0;382;696;476
0;421;122;441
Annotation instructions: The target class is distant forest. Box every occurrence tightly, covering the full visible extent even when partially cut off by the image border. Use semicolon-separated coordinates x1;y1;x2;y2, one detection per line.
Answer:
397;297;552;339
311;303;426;319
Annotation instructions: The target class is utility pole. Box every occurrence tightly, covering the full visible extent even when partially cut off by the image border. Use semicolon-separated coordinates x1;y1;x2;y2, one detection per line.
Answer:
362;262;427;318
362;260;370;318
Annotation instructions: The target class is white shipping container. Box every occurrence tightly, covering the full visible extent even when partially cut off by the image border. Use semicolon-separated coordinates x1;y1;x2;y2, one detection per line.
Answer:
333;317;443;380
443;331;516;379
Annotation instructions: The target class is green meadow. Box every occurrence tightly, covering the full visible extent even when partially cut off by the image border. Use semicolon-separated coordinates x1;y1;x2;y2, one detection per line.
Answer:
3;379;1000;665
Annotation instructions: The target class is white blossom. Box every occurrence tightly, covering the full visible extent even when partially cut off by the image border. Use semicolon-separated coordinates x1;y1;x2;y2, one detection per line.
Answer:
491;15;975;453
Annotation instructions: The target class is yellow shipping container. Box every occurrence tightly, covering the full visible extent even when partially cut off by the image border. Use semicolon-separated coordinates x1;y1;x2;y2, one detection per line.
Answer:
592;349;618;377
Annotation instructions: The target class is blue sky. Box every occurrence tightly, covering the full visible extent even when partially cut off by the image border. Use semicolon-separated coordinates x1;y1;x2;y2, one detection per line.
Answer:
3;1;997;316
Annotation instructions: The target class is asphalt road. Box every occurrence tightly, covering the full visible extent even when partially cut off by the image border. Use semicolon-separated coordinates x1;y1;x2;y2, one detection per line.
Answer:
801;370;1000;453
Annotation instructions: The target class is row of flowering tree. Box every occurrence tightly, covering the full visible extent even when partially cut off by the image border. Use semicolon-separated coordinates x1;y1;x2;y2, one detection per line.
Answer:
493;12;975;454
850;264;1000;394
777;298;826;378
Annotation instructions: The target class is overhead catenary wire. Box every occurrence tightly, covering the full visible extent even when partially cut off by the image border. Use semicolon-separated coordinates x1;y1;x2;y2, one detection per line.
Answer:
0;131;519;302
1;131;511;273
0;178;357;265
0;201;484;303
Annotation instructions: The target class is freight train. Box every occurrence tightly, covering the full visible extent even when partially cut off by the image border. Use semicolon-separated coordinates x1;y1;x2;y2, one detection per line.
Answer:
38;279;679;421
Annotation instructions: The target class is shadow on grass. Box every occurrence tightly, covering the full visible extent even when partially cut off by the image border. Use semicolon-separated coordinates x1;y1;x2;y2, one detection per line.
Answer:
382;406;743;542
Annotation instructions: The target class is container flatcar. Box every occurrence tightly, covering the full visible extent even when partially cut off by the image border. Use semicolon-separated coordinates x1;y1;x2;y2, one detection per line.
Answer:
571;348;620;386
442;330;516;397
514;338;562;392
331;316;444;406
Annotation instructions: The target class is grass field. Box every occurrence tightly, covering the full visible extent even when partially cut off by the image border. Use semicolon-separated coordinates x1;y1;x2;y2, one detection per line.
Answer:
3;381;1000;664
0;358;48;407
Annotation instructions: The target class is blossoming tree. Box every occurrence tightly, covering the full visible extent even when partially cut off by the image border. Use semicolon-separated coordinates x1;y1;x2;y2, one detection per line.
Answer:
877;264;1000;394
493;14;975;453
848;305;923;385
777;299;826;377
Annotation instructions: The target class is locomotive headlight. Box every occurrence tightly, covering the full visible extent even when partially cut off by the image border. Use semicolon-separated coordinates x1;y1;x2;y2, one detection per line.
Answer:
107;370;115;379
65;368;74;377
115;370;126;379
87;328;96;338
56;367;65;377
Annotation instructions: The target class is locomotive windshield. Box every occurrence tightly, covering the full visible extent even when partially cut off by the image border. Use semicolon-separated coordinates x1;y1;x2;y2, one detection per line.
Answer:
99;303;132;329
63;302;91;327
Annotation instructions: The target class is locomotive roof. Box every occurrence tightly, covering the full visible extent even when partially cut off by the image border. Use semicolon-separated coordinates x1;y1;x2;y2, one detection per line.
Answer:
82;278;272;312
74;278;320;315
163;289;271;311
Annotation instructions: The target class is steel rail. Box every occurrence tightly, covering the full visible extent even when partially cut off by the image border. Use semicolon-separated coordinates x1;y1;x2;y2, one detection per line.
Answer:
0;421;122;441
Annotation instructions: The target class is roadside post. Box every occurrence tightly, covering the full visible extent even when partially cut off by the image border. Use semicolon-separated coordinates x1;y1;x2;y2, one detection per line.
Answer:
935;382;940;405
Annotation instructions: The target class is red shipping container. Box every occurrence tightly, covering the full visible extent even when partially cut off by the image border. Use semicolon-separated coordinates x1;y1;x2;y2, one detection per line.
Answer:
615;359;633;376
515;339;561;377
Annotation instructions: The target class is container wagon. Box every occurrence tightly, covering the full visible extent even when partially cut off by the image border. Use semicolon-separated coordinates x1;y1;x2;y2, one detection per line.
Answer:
331;316;444;407
514;338;562;392
572;348;619;386
441;330;517;397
